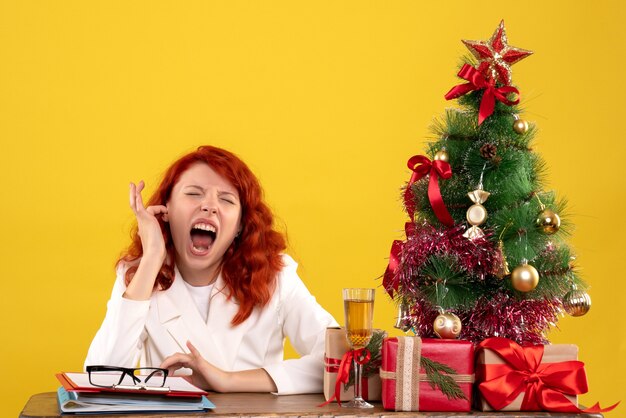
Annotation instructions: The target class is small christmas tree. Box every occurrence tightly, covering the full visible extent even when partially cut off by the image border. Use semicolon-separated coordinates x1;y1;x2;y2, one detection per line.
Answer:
383;21;591;345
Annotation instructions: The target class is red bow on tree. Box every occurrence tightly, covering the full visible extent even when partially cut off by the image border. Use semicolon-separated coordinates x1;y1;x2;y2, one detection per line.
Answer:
403;155;454;226
383;222;415;297
477;337;619;413
445;64;520;125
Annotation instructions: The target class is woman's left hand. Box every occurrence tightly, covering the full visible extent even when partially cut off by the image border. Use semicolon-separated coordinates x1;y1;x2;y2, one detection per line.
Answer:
160;341;230;392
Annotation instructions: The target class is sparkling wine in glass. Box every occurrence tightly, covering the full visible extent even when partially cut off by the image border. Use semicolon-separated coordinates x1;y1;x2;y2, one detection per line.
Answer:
342;288;375;408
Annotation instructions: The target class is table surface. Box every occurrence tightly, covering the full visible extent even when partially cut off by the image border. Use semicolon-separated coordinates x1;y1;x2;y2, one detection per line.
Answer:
20;392;604;418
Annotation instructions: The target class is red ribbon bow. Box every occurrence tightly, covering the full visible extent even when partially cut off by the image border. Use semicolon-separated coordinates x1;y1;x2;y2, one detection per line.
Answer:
445;64;520;125
383;240;402;298
320;348;371;406
404;155;454;227
383;222;415;297
477;337;619;413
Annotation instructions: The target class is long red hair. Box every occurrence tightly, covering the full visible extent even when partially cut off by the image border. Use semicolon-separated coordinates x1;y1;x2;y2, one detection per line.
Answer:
119;146;286;325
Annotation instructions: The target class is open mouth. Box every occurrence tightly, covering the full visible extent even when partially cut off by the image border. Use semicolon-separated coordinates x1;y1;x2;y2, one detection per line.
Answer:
190;222;217;254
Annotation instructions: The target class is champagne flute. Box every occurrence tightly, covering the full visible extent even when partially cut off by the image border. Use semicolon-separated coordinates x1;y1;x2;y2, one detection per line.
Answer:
342;288;375;408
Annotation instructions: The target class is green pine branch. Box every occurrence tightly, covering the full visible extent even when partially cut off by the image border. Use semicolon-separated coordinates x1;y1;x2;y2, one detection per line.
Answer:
419;254;477;309
421;356;468;401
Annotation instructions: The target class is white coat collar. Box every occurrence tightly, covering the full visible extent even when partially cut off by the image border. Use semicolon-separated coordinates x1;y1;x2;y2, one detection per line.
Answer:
155;266;257;370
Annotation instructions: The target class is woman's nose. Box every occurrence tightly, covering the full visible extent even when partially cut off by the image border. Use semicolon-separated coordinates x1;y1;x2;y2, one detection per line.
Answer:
201;200;217;214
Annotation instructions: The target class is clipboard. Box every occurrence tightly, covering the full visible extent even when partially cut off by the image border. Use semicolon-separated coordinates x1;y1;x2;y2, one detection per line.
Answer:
56;372;209;398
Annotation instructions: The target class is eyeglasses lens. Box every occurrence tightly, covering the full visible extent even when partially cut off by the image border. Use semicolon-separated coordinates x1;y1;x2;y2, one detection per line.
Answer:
89;370;130;387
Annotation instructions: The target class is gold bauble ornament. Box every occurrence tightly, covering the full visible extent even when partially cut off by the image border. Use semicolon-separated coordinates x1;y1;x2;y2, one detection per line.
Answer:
434;149;449;162
433;311;462;339
511;262;539;292
563;287;591;317
536;208;561;235
513;119;529;134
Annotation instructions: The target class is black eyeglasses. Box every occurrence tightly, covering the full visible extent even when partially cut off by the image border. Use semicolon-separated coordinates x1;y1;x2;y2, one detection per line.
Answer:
86;365;169;391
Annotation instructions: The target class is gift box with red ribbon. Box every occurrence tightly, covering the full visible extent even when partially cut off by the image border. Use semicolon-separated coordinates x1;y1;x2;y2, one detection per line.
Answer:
380;336;474;411
476;337;618;413
323;327;384;402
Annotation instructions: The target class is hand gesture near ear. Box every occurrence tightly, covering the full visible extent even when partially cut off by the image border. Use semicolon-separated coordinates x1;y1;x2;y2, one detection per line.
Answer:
129;181;168;261
124;181;168;300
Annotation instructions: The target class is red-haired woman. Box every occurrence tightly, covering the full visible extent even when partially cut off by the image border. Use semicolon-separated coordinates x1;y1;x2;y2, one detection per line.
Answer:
85;146;338;394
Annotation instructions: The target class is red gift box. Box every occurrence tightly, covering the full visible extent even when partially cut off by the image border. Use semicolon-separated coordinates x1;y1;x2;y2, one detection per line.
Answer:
476;337;578;411
380;336;474;411
475;337;619;414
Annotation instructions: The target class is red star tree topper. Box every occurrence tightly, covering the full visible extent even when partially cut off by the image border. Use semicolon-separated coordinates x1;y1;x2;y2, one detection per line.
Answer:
462;20;533;86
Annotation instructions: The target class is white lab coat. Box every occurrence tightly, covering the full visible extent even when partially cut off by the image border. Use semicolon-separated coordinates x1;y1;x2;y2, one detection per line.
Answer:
85;254;338;394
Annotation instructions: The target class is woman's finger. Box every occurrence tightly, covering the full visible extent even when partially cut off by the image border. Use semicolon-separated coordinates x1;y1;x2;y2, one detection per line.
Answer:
129;181;146;214
160;352;192;370
134;181;147;213
186;341;202;358
129;183;137;213
146;205;168;217
162;363;180;375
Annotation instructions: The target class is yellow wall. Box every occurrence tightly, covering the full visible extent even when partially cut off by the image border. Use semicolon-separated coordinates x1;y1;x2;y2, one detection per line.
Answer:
2;2;624;415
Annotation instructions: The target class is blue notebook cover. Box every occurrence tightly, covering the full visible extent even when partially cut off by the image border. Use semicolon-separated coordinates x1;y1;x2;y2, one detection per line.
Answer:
57;386;215;414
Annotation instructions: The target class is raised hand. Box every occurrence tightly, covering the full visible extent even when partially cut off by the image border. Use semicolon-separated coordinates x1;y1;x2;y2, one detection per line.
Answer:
129;181;168;261
122;181;169;300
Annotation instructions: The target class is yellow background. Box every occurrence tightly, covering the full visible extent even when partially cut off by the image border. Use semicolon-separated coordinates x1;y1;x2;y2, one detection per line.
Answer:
1;1;624;416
